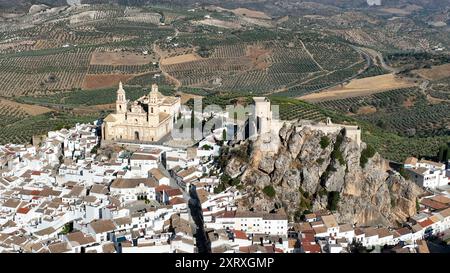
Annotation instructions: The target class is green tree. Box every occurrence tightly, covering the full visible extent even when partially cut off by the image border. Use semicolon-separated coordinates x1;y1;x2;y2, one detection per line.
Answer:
327;191;340;211
360;145;376;168
214;183;225;194
320;136;330;149
222;129;227;141
262;185;276;198
61;222;73;235
438;144;449;162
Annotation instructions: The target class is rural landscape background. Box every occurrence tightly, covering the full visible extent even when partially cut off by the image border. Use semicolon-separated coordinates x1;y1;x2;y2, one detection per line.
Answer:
0;0;449;163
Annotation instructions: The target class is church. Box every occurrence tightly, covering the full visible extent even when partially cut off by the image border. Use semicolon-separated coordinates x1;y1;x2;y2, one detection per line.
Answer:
101;82;181;143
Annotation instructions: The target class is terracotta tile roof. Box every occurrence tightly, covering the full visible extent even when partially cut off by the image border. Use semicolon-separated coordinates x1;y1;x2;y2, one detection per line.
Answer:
418;218;434;228
416;240;430;253
66;232;95;246
169;197;185;205
155;184;173;192
430;195;450;205
338;224;353;233
48;242;71;253
113;217;132;226
149;168;168;180
301;233;315;243
102;242;116;253
305;213;316;220
177;167;198;178
321;214;338;228
395;227;412;236
166;188;183;197
303;242;321;253
17;207;30;214
130;153;158;161
34;227;56;236
429;214;443;223
216;210;236;218
313;226;327;235
90;184;109;195
111;178;157;189
89;219;116;234
421;198;448;210
233;230;247;240
2;198;20;208
412;224;423;233
377;228;392;238
364;227;378;237
439;207;450;218
292;222;313;233
404;157;418;165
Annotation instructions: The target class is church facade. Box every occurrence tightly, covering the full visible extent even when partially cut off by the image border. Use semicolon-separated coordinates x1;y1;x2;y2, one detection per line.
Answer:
101;83;181;143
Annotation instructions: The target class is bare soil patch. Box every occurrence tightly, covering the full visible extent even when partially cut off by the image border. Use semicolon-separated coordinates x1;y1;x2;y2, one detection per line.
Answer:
177;92;203;104
403;96;416;108
299;74;416;102
0;99;52;116
73;103;115;114
413;63;450;81
82;74;135;90
426;94;449;104
231;8;271;20
194;18;242;29
160;53;202;65
246;45;271;70
356;106;377;115
90;51;152;66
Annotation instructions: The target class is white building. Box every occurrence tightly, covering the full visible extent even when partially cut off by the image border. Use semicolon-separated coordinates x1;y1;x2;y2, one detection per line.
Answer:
404;158;449;189
110;178;158;203
216;210;288;236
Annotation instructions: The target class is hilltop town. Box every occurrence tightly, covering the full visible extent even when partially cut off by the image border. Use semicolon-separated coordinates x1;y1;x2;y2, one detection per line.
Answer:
0;83;449;253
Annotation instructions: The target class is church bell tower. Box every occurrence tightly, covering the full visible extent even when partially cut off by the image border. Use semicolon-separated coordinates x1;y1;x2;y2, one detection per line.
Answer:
116;81;127;114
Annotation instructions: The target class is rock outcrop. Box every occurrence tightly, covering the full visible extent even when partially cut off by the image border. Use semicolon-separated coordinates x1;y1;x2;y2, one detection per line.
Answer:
224;121;423;227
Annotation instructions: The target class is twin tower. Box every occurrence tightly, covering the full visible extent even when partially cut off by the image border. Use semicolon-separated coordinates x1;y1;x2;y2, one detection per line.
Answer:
102;82;181;143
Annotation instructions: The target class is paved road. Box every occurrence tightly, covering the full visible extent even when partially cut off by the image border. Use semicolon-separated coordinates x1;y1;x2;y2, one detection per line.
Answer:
355;46;400;74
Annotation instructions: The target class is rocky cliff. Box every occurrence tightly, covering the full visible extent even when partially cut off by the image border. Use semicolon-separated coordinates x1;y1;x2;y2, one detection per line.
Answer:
224;121;423;227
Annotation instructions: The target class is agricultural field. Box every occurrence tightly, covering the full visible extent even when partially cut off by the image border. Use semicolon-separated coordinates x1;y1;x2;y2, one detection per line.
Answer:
315;87;450;138
90;51;154;66
17;84;176;108
0;99;51;128
356;65;389;79
0;47;92;96
0;1;447;163
160;37;365;96
429;76;450;100
0;112;100;145
412;63;450;81
299;74;416;102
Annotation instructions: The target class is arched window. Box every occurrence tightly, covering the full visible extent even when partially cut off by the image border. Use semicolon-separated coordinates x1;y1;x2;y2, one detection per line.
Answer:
134;132;140;141
135;119;138;123
151;107;154;113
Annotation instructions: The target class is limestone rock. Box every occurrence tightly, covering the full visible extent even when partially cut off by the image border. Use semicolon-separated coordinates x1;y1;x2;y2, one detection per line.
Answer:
225;122;424;227
225;157;247;178
29;5;49;14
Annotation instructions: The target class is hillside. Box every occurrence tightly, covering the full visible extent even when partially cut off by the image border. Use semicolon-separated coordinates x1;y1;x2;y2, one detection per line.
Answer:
222;121;424;227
